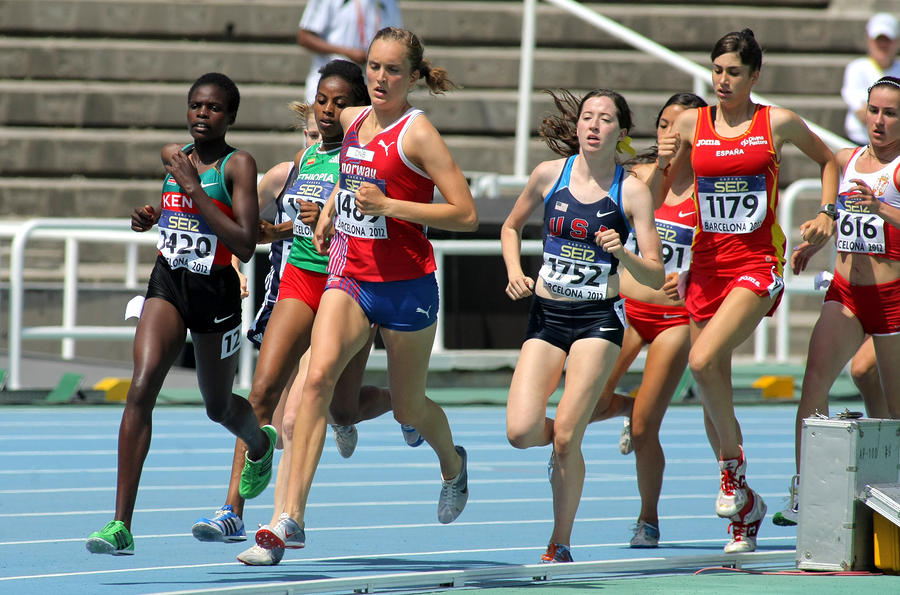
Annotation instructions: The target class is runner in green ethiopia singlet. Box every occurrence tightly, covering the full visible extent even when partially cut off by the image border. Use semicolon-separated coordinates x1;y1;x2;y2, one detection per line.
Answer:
286;143;341;273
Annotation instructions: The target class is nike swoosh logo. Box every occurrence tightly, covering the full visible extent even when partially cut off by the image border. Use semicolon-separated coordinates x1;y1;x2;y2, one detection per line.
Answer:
597;210;615;218
678;211;693;218
662;313;685;319
201;181;217;188
213;314;234;323
595;327;619;331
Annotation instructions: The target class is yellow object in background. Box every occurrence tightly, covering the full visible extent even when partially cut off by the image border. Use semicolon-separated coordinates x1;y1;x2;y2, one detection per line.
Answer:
94;377;131;402
751;375;794;399
874;512;900;574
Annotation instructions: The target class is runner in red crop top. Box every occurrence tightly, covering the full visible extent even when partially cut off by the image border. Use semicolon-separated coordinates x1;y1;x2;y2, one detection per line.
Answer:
328;105;437;281
656;29;839;556
691;104;783;274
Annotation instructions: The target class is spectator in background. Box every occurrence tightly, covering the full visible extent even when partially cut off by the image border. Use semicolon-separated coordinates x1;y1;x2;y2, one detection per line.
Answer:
297;0;402;104
842;12;900;145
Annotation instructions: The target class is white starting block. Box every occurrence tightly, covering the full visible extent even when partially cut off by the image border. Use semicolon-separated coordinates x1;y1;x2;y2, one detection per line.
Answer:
796;415;900;571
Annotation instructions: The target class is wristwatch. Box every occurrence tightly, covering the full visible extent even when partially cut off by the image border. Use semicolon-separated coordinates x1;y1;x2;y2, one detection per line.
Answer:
818;203;838;220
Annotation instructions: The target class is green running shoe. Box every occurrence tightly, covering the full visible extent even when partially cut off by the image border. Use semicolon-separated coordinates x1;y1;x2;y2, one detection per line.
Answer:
239;425;277;499
86;520;134;555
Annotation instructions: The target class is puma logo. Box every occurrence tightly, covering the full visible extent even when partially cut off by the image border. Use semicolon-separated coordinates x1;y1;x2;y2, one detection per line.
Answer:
416;305;432;317
378;139;395;155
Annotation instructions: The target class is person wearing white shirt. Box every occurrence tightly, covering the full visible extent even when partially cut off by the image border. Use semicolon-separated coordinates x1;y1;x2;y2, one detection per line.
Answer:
842;13;900;145
297;0;402;104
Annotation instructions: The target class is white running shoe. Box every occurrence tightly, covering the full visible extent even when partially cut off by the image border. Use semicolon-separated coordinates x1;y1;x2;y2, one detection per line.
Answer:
618;417;633;455
255;513;305;550
772;474;799;526
401;424;424;447
437;445;468;524
725;489;767;553
630;520;660;548
716;447;748;518
237;543;285;566
331;424;358;459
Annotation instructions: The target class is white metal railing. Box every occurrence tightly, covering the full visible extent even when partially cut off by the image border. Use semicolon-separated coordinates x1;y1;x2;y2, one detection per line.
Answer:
512;0;851;180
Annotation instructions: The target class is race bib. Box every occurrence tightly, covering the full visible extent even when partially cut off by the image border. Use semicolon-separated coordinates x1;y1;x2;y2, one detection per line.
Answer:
836;192;886;254
538;235;611;300
656;220;694;275
157;210;217;275
288;178;334;239
697;175;767;234
334;174;389;239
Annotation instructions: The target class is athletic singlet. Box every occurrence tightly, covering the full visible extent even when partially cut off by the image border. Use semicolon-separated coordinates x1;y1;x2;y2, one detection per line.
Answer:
538;156;631;301
836;146;900;260
691;105;784;275
157;144;236;275
328;106;436;282
259;160;305;304
655;196;696;276
286;143;341;274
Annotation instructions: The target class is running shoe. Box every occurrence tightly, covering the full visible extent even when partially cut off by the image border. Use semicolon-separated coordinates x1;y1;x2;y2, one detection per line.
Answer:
255;512;305;550
86;520;134;555
541;542;573;563
237;543;285;566
437;445;468;524
630;520;660;548
547;449;555;483
331;424;358;458
239;425;277;499
725;489;767;553
618;417;634;455
716;446;748;518
772;474;799;526
401;423;424;447
191;504;246;542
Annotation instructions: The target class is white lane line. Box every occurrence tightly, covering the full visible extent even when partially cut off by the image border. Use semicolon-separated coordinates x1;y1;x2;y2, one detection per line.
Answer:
0;537;797;582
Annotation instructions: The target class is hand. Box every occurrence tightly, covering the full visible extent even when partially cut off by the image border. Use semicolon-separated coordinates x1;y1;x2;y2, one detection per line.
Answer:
236;269;249;298
594;227;624;255
131;205;157;232
299;199;321;226
662;272;681;301
313;212;334;255
505;275;535;300
257;219;277;244
656;131;681;170
799;212;835;245
164;150;200;195
355;182;389;216
846;178;883;217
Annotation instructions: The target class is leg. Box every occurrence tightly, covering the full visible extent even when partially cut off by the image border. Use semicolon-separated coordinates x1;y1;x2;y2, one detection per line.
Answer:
688;288;774;460
280;289;372;525
223;298;315;517
631;324;690;528
794;303;864;470
590;325;644;422
330;326;392;425
114;298;187;529
506;339;568;449
871;334;900;418
852;336;889;418
548;338;620;547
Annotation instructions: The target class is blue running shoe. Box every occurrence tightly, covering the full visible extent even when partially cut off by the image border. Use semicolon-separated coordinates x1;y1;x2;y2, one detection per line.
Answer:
630;520;660;548
401;424;424;447
192;504;246;542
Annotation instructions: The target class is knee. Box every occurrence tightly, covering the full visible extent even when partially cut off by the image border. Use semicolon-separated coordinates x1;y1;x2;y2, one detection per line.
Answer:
506;423;536;450
630;421;659;453
850;358;877;385
282;410;295;442
204;400;230;424
551;429;578;459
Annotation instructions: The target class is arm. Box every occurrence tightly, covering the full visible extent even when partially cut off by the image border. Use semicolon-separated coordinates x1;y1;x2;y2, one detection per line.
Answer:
257;161;295;244
601;175;664;290
656;108;696;202
231;255;249;298
772;108;840;246
312;183;339;254
355;115;478;232
297;29;366;65
164;148;260;262
500;160;559;300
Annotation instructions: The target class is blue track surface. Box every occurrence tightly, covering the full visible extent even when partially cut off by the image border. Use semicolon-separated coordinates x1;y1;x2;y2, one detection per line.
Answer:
0;402;820;594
